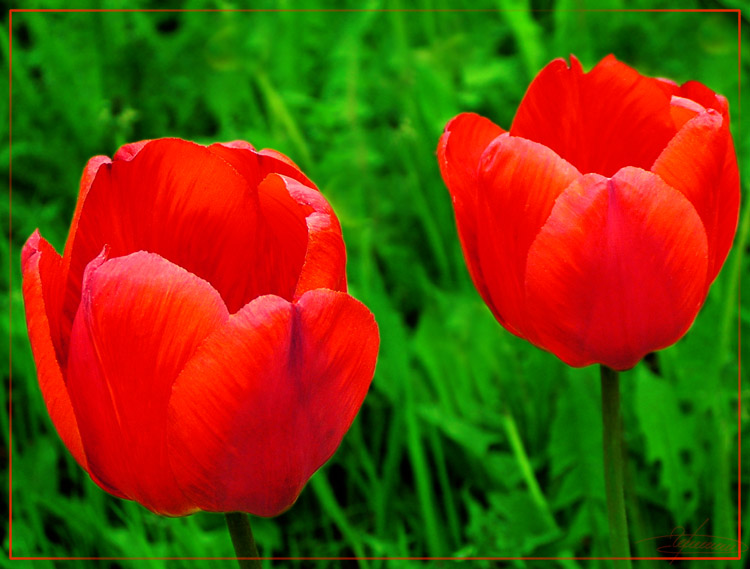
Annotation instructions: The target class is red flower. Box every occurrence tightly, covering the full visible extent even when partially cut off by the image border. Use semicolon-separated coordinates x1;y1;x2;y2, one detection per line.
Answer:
22;139;379;517
438;55;739;370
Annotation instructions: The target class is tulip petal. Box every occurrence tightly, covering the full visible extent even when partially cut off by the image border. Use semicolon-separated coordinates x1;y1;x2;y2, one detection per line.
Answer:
437;112;506;307
208;145;336;298
654;79;730;127
668;96;706;131
252;173;314;301
110;140;150;162
55;155;112;361
259;148;316;185
168;290;379;517
652;110;739;283
21;231;86;470
66;251;229;516
285;177;348;297
476;135;580;338
511;55;675;177
678;80;730;122
78;156;112;201
524;168;708;370
64;138;309;314
61;142;146;298
208;142;317;190
217;140;256;151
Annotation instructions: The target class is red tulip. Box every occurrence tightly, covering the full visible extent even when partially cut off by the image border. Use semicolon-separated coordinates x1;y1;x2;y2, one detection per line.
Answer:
438;55;739;370
22;138;379;517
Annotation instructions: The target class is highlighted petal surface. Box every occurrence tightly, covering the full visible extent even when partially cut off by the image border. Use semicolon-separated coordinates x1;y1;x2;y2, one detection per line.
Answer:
477;135;580;337
65;138;308;313
437;112;506;305
285;178;347;297
21;231;86;469
511;55;676;176
652;110;739;282
168;290;379;517
524;168;708;370
66;252;228;515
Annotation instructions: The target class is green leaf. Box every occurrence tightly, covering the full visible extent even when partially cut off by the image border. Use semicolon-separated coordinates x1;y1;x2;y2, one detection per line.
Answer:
632;367;699;521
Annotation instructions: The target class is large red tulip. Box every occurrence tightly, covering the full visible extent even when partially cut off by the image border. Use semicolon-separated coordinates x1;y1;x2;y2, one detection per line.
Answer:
22;138;379;517
438;55;739;370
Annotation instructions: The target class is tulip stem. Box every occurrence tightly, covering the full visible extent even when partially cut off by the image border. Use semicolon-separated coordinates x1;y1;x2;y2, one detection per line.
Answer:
225;512;262;569
600;365;632;567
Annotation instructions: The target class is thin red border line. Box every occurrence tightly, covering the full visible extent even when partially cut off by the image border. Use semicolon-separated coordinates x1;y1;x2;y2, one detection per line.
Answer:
6;7;742;562
7;7;12;563
6;7;743;12
739;8;743;558
6;557;745;561
737;8;743;559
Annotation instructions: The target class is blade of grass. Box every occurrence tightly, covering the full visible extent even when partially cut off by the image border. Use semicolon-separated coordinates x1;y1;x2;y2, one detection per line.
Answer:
310;474;369;566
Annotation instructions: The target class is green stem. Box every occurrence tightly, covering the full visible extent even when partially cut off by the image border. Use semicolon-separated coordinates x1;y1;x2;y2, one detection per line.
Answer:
600;366;632;567
225;512;262;569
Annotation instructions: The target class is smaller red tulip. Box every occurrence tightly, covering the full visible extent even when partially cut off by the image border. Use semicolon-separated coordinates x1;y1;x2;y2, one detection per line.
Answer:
22;138;379;517
438;55;739;370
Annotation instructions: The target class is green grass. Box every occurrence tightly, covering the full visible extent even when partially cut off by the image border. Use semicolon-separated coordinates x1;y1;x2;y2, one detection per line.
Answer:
3;1;748;568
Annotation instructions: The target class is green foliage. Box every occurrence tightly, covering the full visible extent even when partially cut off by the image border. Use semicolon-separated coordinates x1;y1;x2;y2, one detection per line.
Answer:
4;1;747;568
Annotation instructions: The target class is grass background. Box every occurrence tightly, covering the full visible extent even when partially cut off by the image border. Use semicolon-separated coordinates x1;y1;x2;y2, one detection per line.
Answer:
3;1;748;567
